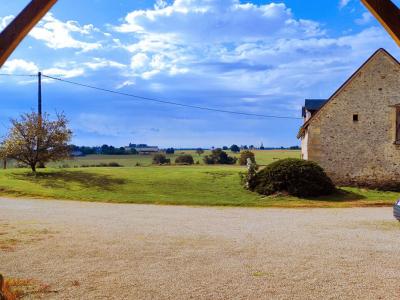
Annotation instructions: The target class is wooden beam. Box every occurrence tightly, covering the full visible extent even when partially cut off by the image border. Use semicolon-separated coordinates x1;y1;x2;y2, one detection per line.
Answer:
0;0;57;67
361;0;400;46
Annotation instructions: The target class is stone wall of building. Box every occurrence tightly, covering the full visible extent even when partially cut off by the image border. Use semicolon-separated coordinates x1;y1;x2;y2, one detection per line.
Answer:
307;50;400;186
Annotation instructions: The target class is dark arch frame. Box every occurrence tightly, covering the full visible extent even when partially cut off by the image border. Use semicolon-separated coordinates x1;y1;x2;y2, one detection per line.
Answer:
0;0;57;67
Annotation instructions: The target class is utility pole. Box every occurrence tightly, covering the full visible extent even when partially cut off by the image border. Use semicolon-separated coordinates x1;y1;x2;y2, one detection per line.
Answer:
37;71;44;169
38;71;42;116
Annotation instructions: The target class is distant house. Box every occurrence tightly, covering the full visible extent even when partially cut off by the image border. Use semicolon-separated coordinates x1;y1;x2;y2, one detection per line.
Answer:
135;146;159;154
298;48;400;186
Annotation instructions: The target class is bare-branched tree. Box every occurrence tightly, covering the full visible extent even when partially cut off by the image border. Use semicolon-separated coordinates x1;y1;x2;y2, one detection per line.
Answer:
1;112;72;172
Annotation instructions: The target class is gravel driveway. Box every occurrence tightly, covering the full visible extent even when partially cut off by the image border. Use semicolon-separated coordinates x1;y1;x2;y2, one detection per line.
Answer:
0;198;399;299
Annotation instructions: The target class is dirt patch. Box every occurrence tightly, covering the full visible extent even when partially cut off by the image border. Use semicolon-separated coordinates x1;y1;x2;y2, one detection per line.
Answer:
0;221;56;252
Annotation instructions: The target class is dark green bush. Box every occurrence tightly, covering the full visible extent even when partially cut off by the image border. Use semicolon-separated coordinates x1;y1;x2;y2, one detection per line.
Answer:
249;158;335;197
165;148;175;154
107;162;122;167
203;149;237;165
152;153;171;165
175;154;194;165
239;150;256;166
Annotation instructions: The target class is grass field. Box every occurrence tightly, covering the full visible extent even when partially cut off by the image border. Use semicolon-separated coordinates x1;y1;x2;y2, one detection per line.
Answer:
0;161;398;208
41;149;302;168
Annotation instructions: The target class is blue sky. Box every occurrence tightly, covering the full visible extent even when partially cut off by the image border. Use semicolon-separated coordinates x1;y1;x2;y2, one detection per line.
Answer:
1;0;399;148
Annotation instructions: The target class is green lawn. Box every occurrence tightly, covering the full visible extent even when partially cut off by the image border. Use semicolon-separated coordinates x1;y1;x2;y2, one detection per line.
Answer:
0;165;398;208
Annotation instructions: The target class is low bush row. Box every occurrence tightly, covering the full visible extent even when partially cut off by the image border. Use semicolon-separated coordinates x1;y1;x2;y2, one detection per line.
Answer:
152;150;256;166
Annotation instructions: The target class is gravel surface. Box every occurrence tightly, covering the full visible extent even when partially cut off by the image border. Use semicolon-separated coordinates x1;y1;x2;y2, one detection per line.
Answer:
0;198;399;299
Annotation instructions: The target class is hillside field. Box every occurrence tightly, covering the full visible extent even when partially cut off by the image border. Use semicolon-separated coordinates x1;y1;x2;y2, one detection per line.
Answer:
0;149;398;207
45;149;302;168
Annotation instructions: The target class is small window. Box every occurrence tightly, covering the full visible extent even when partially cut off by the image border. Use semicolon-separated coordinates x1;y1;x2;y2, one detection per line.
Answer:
353;114;359;122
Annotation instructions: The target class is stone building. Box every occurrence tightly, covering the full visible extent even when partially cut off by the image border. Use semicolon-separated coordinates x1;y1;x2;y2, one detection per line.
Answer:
298;48;400;186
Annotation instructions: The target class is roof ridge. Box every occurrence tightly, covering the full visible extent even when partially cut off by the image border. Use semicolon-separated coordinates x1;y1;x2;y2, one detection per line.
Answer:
297;48;400;138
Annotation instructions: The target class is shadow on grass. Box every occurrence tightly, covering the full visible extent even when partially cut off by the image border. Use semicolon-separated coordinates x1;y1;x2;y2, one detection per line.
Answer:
303;188;367;202
11;171;128;191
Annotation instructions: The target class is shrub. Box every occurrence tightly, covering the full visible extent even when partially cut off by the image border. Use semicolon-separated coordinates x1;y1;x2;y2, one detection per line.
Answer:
230;144;240;153
196;148;204;156
152;153;170;165
0;274;17;300
248;158;335;197
165;148;175;154
175;154;194;165
203;149;237;165
239;150;256;166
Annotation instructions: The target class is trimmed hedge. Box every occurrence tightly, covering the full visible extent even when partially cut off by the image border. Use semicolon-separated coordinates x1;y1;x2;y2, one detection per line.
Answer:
249;158;335;197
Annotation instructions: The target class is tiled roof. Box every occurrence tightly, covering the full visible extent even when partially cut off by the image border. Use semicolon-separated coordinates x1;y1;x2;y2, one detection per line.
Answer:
302;99;327;117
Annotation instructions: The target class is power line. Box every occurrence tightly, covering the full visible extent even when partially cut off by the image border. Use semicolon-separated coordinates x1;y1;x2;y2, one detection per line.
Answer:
0;73;37;77
0;72;303;120
43;75;302;120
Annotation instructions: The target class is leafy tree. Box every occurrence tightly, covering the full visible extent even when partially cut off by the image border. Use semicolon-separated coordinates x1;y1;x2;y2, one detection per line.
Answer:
203;148;237;165
239;150;256;166
101;144;111;154
152;153;170;165
175;154;194;165
165;148;175;154
260;143;265;150
196;148;204;156
230;144;240;153
222;146;229;150
1;112;72;172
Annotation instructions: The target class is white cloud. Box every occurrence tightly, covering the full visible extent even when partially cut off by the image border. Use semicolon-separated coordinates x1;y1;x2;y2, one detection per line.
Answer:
339;0;351;8
30;13;102;52
130;53;150;70
84;58;126;70
114;0;327;80
0;15;14;30
355;12;373;25
42;67;85;78
116;1;323;41
116;80;135;89
3;59;39;74
154;0;168;9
